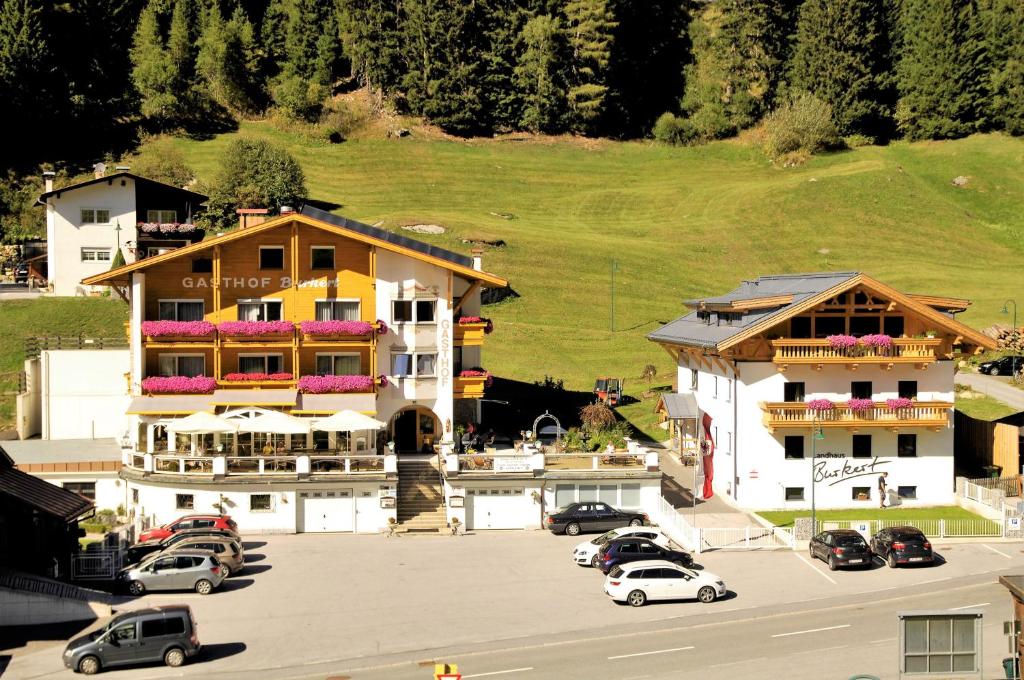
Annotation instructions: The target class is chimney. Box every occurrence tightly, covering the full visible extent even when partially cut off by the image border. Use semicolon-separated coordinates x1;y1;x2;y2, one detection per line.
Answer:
280;205;295;216
115;165;130;172
471;247;484;272
93;162;106;179
236;208;269;230
42;171;55;193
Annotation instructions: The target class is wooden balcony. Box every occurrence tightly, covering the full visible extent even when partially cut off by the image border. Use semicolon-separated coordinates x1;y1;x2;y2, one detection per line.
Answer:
771;338;942;371
761;401;953;432
454;375;487;399
455;321;488;347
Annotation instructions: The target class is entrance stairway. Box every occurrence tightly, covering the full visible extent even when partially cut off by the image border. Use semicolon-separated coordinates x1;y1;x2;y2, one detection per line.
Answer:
397;458;448;532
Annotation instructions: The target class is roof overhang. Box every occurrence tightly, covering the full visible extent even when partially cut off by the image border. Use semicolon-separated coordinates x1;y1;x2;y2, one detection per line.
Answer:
684;294;794;312
38;172;207;204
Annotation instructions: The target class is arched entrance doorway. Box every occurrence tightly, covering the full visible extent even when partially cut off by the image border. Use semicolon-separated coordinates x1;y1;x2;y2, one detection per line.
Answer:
390;407;441;454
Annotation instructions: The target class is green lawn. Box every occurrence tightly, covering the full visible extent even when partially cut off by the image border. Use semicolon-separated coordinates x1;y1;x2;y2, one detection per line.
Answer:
955;393;1020;421
758;506;993;528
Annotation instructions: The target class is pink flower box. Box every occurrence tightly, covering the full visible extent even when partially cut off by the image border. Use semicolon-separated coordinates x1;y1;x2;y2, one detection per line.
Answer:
886;397;914;411
860;334;893;349
137;222;198;235
298;375;375;394
141;320;215;338
217;320;295;336
222;372;294;382
806;398;835;411
458;316;494;334
826;334;858;350
459;368;494;387
142;376;217;394
847;398;876;412
300;320;375;337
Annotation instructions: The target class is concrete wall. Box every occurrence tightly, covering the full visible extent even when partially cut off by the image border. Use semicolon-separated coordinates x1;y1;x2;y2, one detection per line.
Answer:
46;179;137;296
40;350;131;440
16;356;42;439
0;586;111;626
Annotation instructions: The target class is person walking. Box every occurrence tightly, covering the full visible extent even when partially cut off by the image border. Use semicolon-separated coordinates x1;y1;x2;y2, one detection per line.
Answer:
878;472;889;508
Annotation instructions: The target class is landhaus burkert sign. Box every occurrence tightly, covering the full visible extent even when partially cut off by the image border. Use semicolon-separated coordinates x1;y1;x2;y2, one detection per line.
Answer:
813;456;889;486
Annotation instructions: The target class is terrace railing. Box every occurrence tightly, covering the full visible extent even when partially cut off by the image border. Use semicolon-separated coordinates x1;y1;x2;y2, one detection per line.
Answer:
761;401;953;431
126;451;395;477
771;337;941;366
25;336;128;358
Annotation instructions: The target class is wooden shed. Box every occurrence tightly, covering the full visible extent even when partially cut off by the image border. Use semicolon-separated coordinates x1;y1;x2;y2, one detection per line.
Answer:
954;408;1024;478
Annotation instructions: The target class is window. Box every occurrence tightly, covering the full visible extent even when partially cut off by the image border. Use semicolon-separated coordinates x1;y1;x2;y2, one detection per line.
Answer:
250;494;273;512
175;494;194;510
239;354;283;375
175;556;201;569
726;431;732;454
237;299;282;322
852;486;871;500
454;346;464;374
849;316;881;336
316;354;360;375
851;381;873;399
814;315;844;338
783;382;805;402
690;369;698;390
111;623;136;642
311;246;335;269
784;436;804;459
898;433;917;458
883;315;905;337
902;614;979;674
852;434;872;459
785;487;805;501
146;246;176;258
81;248;112;262
192;258;212;273
63;482;96;500
146;209;177;223
315;300;360;321
790;316;812;338
898;486;917;500
416;353;437;377
158;300;204;321
391;299;436;324
391;352;437;378
713;376;718;398
80;208;110;224
259;246;284;270
158;355;205;377
141;616;185;638
898;380;918;400
132;489;139;504
725;378;732;402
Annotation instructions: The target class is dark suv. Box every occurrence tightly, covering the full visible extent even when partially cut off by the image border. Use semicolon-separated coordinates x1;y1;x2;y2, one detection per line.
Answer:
870;526;934;568
63;605;200;674
809;529;872;570
596;537;693;574
545;502;647;536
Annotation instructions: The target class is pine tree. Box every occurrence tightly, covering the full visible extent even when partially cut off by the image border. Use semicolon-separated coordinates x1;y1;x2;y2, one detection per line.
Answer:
788;0;894;138
562;0;616;134
198;4;261;113
0;0;55;161
980;0;1024;134
130;1;177;122
895;0;989;139
271;0;339;119
479;0;528;133
682;0;793;140
515;14;568;133
337;0;403;100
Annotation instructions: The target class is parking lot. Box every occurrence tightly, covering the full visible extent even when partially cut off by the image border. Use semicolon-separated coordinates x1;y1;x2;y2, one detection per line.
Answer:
6;531;1024;679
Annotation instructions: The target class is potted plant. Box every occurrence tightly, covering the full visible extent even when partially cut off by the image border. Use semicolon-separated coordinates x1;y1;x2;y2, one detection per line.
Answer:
450;516;461;536
847;398;875;415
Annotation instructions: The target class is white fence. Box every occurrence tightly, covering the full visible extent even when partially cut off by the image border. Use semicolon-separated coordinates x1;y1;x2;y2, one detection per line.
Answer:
651;495;698;551
71;549;125;580
650;496;794;553
961;478;1012;513
818;518;1002;538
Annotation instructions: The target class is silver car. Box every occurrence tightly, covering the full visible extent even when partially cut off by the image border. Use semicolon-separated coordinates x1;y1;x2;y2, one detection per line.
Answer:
122;551;225;596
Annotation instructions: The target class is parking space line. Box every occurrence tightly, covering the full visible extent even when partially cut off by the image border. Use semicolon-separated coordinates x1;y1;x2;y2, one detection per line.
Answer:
950;602;990;610
608;646;695;660
462;668;535;678
983;544;1013;559
771;624;850;639
870;638;895;644
794;553;838;585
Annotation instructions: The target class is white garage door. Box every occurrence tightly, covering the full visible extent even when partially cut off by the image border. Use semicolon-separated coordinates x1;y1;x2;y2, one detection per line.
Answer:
299;489;354;533
467;488;526;530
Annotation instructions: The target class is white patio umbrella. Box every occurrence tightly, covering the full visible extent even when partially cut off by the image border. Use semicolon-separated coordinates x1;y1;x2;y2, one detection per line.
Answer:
312;409;386;432
170;411;239;434
235;411;312;435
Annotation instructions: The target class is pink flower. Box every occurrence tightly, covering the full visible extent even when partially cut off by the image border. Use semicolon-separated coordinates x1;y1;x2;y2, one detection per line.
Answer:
459;368;494;387
847;398;876;412
136;222;197;235
376;374;390;387
375;319;389;335
861;334;893;348
141;320;215;338
300;320;375;336
826;334;859;349
807;398;835;411
217;320;294;335
222;372;293;382
142;376;217;394
886;397;914;410
297;375;375;393
458;316;494;334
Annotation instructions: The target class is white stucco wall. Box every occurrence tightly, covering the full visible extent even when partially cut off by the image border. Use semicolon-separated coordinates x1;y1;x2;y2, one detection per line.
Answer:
45;179;137;296
40;350;131;440
36;473;124;512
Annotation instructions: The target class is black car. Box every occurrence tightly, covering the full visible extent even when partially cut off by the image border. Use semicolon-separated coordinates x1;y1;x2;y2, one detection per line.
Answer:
979;355;1024;376
126;528;241;565
596;537;693;574
870;526;934;568
13;262;29;284
809;529;872;570
545;502;647;536
63;605;200;674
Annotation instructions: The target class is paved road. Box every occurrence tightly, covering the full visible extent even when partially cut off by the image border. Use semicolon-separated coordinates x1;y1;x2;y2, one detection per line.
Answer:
956;371;1024;411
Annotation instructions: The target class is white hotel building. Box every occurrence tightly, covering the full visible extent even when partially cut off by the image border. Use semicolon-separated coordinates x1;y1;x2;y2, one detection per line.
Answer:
649;272;994;511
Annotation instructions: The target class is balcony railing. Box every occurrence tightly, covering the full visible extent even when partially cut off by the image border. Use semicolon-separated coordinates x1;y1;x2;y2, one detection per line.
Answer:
761;400;953;432
771;338;942;369
142;321;384;345
454;321;489;346
125;451;397;477
442;442;659;475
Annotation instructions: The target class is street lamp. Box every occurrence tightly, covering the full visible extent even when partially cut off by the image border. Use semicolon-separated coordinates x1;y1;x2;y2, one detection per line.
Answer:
810;416;824;534
1003;300;1018;377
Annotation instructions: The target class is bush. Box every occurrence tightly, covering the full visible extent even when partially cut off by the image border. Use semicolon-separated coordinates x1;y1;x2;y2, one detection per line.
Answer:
586;422;632;451
760;93;839;160
124;137;195;187
317;100;369;144
652;112;695;146
202;138;307;229
562;427;586;452
79;522;111;535
272;74;329;122
580;402;617;432
842;133;875;149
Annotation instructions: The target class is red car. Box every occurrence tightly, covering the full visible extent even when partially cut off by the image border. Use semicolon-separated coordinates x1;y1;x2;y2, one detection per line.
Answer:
139;514;238;543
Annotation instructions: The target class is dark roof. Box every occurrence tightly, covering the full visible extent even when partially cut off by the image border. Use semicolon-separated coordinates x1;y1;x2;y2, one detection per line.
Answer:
39;172;208;203
299;204;474;269
648;272;859;349
0;446;94;522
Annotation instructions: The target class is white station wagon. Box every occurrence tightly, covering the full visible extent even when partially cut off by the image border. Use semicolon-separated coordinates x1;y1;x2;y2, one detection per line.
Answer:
604;560;727;607
572;526;671;568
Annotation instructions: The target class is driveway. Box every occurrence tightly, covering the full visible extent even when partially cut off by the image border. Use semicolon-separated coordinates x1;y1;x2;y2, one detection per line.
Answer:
956;371;1024;411
5;533;1024;679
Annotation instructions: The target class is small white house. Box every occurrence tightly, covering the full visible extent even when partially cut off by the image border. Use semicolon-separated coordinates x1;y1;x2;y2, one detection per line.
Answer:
1;439;125;512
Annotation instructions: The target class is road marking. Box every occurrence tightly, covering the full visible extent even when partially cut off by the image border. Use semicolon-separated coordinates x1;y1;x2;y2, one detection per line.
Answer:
608;646;695;660
950;602;990;610
870;638;894;644
771;624;851;639
462;668;534;678
709;657;764;669
983;544;1012;559
794;553;838;584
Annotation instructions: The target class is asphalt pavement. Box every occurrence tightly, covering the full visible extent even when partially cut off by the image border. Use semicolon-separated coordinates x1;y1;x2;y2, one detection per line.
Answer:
956;371;1024;412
